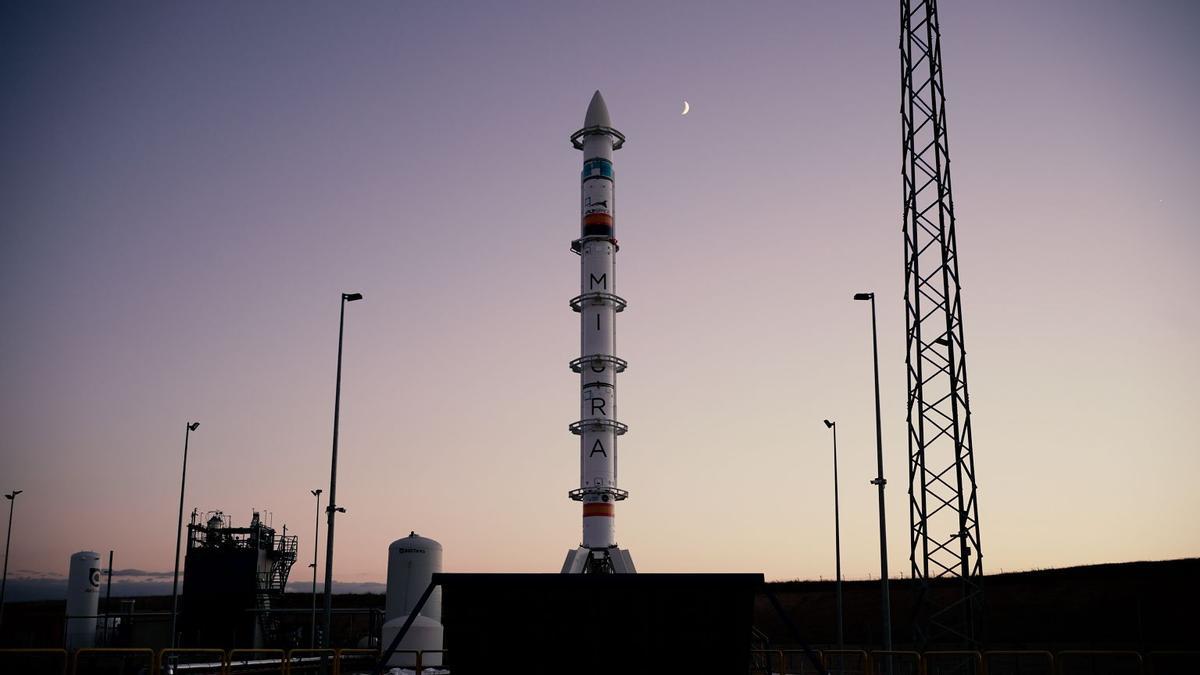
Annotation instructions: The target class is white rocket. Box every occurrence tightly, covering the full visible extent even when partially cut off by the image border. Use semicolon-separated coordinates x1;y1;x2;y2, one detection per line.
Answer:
562;91;636;574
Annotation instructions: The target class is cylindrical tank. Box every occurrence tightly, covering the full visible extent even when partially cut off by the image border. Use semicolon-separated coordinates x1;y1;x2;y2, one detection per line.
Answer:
381;614;443;667
205;513;224;546
385;532;442;622
384;533;443;667
65;551;101;650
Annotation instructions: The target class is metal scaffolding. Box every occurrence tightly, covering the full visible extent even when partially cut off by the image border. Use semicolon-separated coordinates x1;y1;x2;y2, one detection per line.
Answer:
900;0;984;649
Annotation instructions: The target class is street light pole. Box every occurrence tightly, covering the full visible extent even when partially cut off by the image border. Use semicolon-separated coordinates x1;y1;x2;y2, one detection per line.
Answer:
823;420;844;649
0;490;23;632
310;488;322;648
170;422;199;649
855;291;892;652
323;292;362;648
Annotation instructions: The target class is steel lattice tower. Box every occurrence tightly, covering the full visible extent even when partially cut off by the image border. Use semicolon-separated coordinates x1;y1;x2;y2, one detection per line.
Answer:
900;0;984;649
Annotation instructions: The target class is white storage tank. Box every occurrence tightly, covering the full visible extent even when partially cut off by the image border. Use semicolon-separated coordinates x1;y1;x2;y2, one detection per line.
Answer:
386;532;442;622
383;532;443;667
65;551;101;650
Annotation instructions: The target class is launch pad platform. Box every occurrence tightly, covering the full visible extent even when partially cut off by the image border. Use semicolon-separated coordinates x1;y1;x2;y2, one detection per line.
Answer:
435;572;763;674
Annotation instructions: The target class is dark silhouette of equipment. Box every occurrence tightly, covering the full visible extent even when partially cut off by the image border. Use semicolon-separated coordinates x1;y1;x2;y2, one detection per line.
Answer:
369;573;822;675
180;510;297;648
900;0;985;649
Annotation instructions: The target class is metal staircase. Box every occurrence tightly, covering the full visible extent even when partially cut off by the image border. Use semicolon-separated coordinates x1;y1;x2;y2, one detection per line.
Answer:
255;534;298;645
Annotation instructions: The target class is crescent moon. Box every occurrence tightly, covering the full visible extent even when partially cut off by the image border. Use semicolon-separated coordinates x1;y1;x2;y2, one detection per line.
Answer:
681;100;690;116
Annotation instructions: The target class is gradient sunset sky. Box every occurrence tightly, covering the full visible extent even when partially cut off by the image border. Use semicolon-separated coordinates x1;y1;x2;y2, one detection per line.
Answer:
2;1;1198;588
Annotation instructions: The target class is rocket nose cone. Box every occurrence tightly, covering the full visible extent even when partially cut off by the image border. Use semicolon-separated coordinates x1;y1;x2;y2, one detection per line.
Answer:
584;90;612;128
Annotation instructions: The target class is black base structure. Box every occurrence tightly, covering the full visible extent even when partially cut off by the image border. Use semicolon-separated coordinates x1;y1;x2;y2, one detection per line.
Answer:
377;573;781;675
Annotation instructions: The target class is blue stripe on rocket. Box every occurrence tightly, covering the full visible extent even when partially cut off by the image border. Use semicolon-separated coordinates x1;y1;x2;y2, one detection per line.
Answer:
582;159;614;181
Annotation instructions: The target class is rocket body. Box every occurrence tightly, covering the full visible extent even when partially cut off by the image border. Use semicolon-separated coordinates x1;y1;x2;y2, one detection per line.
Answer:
577;236;619;547
563;92;634;573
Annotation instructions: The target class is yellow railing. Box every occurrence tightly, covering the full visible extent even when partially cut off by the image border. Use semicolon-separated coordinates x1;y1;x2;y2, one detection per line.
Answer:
924;649;983;675
383;648;447;673
826;649;870;675
779;648;830;674
751;648;785;674
1146;651;1200;675
227;648;287;674
0;648;69;675
982;649;1054;675
418;648;448;671
787;650;1179;675
870;649;922;675
0;646;1191;674
158;648;227;674
1056;650;1143;674
285;648;337;675
335;646;380;673
71;648;155;675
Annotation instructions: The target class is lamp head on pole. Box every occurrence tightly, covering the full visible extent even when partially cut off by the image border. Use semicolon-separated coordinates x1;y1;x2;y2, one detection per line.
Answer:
4;490;21;500
342;292;363;302
853;292;874;301
311;489;323;497
187;422;199;431
824;419;835;429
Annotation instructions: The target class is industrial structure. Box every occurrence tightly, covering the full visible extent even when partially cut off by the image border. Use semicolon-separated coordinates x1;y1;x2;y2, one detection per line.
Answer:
562;91;636;575
180;511;297;648
900;0;985;648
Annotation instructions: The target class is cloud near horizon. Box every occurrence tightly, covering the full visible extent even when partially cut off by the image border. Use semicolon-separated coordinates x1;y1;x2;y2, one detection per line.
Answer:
2;575;385;603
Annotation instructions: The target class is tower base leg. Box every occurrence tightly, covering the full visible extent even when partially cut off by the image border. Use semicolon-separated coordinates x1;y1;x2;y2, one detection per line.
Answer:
561;547;636;574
